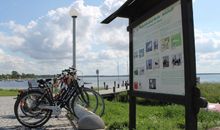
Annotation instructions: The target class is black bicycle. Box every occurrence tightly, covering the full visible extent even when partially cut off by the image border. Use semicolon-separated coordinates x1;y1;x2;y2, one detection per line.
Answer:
14;67;105;128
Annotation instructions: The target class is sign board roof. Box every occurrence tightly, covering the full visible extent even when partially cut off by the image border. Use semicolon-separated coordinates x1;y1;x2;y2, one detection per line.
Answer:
102;0;162;24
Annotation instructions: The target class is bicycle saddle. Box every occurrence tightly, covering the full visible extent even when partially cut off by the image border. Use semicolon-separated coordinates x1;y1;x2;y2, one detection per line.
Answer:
37;79;51;84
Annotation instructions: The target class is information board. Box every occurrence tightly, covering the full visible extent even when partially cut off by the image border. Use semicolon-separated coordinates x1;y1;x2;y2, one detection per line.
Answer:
133;0;185;95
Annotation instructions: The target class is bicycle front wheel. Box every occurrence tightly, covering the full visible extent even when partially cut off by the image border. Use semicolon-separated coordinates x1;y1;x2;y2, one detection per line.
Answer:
70;87;105;119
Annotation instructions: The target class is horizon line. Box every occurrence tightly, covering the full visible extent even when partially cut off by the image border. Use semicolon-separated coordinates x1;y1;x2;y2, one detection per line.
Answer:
37;73;220;76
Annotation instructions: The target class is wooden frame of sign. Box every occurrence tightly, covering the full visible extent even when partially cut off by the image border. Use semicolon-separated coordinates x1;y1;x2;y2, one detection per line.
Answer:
128;0;198;129
102;0;206;129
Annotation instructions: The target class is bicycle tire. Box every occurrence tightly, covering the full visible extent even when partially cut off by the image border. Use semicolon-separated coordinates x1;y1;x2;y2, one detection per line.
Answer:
14;90;52;128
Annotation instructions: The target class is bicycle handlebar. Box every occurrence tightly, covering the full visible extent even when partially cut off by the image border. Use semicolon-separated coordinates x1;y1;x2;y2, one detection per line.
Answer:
69;67;76;70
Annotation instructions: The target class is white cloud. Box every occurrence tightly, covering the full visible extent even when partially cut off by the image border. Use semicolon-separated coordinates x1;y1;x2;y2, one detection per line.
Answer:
195;29;220;53
98;49;128;59
0;0;128;75
2;0;220;74
0;32;25;48
27;21;37;29
102;0;126;15
195;29;220;73
1;0;220;75
0;49;34;74
96;23;128;50
7;21;27;33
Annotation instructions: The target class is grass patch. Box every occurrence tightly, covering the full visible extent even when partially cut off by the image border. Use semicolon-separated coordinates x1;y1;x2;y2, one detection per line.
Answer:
0;89;18;96
102;83;220;129
199;109;220;129
198;83;220;103
103;100;220;130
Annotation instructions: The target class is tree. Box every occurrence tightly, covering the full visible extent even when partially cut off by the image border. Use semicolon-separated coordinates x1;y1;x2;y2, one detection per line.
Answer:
21;73;26;78
11;71;20;79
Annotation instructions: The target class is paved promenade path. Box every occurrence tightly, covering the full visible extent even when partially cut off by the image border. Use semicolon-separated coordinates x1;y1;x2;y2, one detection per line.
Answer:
0;96;74;130
99;87;128;95
207;103;220;112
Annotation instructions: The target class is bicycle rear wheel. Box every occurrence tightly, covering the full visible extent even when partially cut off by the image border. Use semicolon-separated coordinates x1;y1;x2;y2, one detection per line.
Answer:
14;90;52;128
70;87;105;119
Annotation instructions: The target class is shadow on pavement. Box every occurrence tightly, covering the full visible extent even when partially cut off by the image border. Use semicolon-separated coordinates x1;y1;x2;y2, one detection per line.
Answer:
0;114;73;130
0;123;73;130
0;114;16;119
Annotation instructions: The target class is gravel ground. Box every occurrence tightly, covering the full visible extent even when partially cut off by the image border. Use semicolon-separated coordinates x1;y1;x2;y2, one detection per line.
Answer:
0;96;74;130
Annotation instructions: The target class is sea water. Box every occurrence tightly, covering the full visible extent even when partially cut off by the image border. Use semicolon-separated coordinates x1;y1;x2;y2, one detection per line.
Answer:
0;76;128;89
0;74;220;89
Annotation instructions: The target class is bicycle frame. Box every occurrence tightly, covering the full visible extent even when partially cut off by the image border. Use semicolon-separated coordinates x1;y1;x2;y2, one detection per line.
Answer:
32;75;87;113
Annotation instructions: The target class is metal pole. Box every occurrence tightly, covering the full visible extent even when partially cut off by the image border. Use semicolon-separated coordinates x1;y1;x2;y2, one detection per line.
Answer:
72;16;77;68
117;60;120;86
96;69;99;93
97;73;99;93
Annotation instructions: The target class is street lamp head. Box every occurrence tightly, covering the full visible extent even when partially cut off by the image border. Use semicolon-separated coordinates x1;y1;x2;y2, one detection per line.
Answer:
69;7;78;17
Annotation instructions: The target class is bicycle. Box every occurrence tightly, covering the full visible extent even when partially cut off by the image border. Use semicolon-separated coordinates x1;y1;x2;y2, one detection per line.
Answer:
14;67;105;128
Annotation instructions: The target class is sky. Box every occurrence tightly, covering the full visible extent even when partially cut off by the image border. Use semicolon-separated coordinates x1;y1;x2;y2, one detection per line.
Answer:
0;0;219;75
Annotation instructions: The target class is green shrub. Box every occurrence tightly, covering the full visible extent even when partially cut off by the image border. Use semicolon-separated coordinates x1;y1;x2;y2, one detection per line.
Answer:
116;92;170;106
198;109;220;129
198;83;220;103
107;122;128;130
117;92;129;102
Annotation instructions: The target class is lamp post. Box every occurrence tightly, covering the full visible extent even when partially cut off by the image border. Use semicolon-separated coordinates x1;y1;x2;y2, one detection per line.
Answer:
69;8;78;68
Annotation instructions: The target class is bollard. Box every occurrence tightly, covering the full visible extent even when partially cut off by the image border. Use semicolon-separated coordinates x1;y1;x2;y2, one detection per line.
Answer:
113;86;116;101
113;86;116;93
78;115;105;130
104;82;106;89
117;83;120;88
122;80;125;87
106;85;108;90
114;81;116;88
75;104;105;130
196;77;200;84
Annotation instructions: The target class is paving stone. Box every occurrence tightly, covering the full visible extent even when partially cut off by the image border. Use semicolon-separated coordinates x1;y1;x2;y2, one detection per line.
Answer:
0;97;74;130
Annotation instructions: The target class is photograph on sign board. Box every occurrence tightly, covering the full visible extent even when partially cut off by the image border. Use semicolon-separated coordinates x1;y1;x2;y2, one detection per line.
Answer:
153;39;159;50
171;33;182;49
146;41;153;52
134;51;138;59
134;81;139;90
153;58;160;69
162;56;169;68
139;82;143;90
149;79;156;89
161;37;170;51
171;53;182;67
146;59;153;70
139;67;145;75
134;69;138;76
139;48;145;58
